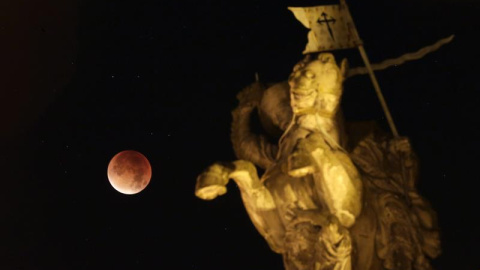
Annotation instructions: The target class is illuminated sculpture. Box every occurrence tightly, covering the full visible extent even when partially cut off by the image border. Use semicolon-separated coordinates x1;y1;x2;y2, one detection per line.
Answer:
195;1;443;269
195;53;440;269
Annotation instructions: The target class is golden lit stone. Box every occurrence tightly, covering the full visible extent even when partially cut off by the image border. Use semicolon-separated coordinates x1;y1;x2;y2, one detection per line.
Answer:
196;53;440;270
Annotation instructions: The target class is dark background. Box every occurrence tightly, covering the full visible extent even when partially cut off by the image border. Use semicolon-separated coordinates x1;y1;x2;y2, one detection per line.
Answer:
1;0;479;269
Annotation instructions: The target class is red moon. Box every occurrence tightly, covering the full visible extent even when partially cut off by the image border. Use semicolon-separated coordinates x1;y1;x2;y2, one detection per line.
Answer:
107;150;152;195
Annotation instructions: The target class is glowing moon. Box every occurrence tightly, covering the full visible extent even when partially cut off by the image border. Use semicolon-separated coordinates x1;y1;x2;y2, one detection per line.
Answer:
107;150;152;195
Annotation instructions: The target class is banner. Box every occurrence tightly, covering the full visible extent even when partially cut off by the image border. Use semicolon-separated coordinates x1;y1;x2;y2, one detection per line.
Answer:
289;5;362;54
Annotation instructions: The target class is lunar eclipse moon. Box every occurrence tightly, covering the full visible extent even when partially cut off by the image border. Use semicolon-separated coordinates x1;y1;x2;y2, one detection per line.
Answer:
107;150;152;195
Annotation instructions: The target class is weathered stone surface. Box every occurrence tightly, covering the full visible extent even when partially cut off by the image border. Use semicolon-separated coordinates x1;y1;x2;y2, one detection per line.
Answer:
196;53;440;270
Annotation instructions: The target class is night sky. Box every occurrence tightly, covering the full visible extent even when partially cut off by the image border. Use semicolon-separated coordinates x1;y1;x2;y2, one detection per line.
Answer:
2;0;480;269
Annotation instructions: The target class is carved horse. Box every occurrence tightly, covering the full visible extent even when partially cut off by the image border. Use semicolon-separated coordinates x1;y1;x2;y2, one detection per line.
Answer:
195;53;440;270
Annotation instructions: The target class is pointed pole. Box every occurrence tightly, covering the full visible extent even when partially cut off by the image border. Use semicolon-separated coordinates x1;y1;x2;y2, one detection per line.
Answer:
339;1;413;208
357;46;399;137
340;0;399;137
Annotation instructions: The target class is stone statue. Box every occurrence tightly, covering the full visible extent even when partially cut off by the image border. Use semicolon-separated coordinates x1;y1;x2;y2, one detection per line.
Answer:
195;53;441;270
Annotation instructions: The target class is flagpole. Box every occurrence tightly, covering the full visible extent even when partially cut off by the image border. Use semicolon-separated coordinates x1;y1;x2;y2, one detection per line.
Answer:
340;0;399;137
340;0;409;207
357;45;399;137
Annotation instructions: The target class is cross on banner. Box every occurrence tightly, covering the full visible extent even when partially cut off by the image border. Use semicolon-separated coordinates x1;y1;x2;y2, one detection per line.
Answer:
288;5;362;54
317;12;336;41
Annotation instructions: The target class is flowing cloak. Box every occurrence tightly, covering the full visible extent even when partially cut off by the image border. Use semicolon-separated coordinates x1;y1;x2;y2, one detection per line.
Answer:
347;122;441;270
